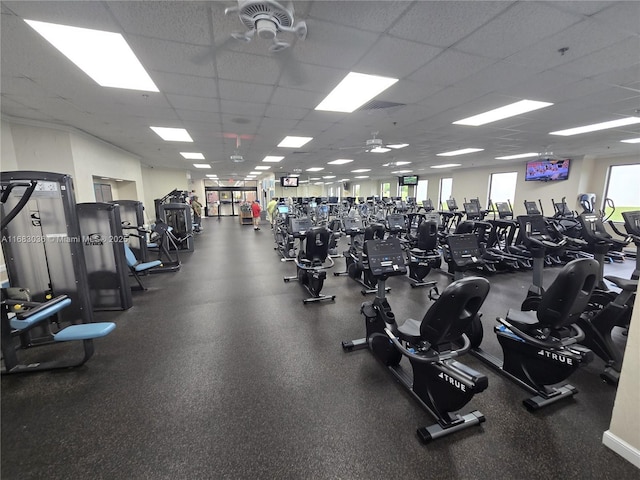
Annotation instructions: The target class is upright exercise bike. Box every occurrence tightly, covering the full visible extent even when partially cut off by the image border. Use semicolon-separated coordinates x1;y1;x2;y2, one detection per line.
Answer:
342;236;490;442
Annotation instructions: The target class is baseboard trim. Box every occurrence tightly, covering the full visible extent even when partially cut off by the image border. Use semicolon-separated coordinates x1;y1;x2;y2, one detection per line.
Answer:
603;430;640;469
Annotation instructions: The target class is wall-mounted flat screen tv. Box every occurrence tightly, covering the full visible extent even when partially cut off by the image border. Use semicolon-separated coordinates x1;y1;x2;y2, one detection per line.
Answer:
525;158;570;182
400;175;419;186
280;176;299;187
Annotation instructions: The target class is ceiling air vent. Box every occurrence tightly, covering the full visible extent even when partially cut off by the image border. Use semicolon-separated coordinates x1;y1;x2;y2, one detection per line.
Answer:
357;100;406;111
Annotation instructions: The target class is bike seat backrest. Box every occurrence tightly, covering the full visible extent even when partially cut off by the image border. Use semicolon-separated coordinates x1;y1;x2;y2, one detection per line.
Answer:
416;221;438;250
420;277;490;346
622;211;640;237
537;258;598;329
517;215;562;248
304;227;330;262
364;224;385;241
578;213;613;244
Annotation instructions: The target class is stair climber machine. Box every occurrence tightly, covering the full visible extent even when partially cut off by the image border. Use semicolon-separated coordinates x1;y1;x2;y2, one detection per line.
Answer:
342;236;490;442
458;237;599;408
1;172;115;374
283;220;335;304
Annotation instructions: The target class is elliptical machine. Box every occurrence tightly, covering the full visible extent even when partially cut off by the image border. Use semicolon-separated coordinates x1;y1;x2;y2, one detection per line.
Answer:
342;236;490;442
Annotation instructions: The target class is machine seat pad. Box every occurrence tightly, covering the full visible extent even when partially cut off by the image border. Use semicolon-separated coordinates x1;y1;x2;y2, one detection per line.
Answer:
504;308;539;330
147;243;158;248
604;276;637;291
410;248;426;255
54;322;116;342
10;298;73;331
397;318;423;343
134;260;162;272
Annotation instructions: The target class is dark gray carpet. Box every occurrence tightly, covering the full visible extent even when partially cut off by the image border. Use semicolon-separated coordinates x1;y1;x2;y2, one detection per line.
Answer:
1;217;637;479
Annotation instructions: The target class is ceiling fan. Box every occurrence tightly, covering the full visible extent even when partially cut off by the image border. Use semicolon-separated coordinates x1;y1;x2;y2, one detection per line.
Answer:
225;0;308;52
339;132;409;154
193;1;309;84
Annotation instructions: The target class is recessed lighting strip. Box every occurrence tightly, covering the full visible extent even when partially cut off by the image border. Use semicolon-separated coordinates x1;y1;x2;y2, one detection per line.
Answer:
315;72;398;113
453;100;553;126
550;117;640;136
25;19;158;92
436;148;483;157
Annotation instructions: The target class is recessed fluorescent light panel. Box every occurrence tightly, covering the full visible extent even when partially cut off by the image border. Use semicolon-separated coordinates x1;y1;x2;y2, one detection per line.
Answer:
354;175;370;179
278;136;313;148
289;174;300;177
327;159;353;165
315;72;398;113
453;100;553;126
495;152;539;160
436;148;484;156
249;171;261;175
383;161;411;166
370;146;391;153
206;174;217;178
351;169;371;173
306;167;324;172
262;156;284;162
323;176;336;179
299;180;309;184
150;127;193;142
25;20;158;92
255;166;271;170
180;152;205;160
621;137;640;143
550;117;640;136
431;164;462;169
387;144;409;149
391;170;413;174
193;164;211;169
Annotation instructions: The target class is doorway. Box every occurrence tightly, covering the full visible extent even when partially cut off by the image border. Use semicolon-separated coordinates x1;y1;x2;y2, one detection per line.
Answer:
205;186;258;216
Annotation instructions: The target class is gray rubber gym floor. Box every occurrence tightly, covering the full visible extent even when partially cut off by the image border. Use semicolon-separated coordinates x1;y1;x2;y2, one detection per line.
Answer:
1;216;637;479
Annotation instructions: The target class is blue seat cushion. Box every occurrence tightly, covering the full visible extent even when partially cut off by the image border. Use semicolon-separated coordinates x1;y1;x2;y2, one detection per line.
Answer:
134;260;162;272
10;298;73;331
54;322;116;341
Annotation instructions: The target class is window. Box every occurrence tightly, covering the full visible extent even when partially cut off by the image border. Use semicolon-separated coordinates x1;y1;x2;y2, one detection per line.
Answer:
438;178;452;209
488;172;518;207
398;185;409;199
416;179;428;202
605;164;640;222
381;182;391;198
353;184;361;198
93;183;113;202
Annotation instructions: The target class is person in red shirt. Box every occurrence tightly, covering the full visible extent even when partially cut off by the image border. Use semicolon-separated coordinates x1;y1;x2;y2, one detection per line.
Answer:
251;200;261;230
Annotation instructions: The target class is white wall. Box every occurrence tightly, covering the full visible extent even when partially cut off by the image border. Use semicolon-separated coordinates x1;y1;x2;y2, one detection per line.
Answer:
70;132;145;203
5;122;75;176
418;155;636;216
141;166;189;221
1;120;18;170
604;285;640;468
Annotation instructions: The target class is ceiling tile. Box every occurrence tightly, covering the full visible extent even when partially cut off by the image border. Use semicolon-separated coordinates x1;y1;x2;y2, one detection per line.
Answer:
217;80;275;104
215;51;282;86
555;37;640;78
309;1;412;33
107;1;211;45
455;2;583;59
408;49;496;87
389;1;513;48
354;35;442;79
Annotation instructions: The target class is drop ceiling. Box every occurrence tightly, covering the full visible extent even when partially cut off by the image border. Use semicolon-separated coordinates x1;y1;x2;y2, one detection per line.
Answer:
1;1;639;182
